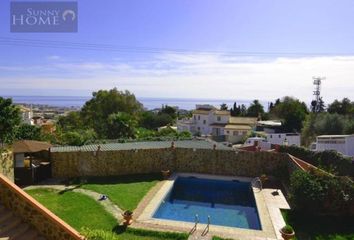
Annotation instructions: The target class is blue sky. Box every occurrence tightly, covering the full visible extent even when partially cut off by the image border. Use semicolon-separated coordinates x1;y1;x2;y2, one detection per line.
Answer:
1;0;354;103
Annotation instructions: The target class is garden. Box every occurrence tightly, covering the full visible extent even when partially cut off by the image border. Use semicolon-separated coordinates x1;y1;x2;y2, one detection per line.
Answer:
25;173;189;240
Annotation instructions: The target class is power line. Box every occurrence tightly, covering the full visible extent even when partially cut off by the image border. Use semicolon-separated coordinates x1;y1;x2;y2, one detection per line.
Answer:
0;37;352;57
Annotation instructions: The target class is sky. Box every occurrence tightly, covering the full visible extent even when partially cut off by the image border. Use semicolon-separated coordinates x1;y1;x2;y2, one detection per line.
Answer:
1;0;354;104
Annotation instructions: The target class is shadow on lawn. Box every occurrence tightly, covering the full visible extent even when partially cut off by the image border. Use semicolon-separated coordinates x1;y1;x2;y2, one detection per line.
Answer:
112;225;128;234
65;173;163;186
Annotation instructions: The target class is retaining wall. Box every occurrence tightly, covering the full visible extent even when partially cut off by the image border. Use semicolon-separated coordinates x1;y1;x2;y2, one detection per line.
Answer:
51;148;293;178
0;150;14;181
0;173;83;240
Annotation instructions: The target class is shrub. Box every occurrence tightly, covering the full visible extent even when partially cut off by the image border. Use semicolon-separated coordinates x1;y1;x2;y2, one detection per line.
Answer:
289;170;354;216
280;145;354;177
281;225;294;234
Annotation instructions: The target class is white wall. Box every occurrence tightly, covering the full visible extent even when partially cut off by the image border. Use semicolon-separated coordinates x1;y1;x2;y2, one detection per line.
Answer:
193;113;211;135
316;136;354;157
346;136;354;157
266;133;301;146
213;115;229;124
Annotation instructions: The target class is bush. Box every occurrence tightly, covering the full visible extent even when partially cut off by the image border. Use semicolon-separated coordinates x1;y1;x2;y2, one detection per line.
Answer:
289;170;354;216
281;225;294;234
280;145;354;177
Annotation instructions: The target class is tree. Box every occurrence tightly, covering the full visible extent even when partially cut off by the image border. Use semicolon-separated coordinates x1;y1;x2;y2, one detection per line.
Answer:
314;113;345;135
327;98;354;115
247;100;264;118
107;112;137;139
270;96;308;132
269;102;274;111
311;97;325;113
61;129;96;146
240;104;247;116
159;105;177;120
230;102;241;116
139;111;174;130
220;103;228;110
0;97;21;145
344;119;354;134
301;113;317;146
15;124;42;141
81;88;143;138
57;111;84;131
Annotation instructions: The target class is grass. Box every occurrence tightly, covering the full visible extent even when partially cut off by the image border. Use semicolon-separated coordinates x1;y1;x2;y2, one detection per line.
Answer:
281;210;354;240
26;188;117;231
71;173;161;210
26;174;189;240
82;227;189;240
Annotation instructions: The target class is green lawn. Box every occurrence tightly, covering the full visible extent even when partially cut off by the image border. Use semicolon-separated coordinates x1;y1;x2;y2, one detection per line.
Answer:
27;186;188;240
74;174;161;210
83;227;188;240
26;188;117;231
281;210;354;240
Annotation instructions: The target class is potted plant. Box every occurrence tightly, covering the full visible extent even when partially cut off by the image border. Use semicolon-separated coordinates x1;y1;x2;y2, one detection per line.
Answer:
280;225;295;240
161;169;171;179
122;210;133;225
260;174;268;184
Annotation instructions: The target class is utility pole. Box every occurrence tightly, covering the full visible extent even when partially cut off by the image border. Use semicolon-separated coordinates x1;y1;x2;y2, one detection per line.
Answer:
312;76;325;113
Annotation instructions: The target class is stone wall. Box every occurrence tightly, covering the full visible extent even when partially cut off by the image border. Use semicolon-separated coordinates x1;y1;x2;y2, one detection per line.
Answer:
0;174;83;240
51;148;292;178
0;150;14;182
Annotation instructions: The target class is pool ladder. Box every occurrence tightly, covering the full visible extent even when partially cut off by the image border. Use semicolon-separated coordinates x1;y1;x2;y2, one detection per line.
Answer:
201;215;210;236
190;214;199;234
252;177;263;191
190;214;211;236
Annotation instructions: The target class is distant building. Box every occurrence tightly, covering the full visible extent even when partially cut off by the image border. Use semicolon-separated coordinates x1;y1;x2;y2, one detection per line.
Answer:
313;135;354;158
224;117;258;143
265;133;301;146
158;125;177;132
256;120;282;133
19;105;33;125
177;104;230;136
177;105;257;143
243;137;272;150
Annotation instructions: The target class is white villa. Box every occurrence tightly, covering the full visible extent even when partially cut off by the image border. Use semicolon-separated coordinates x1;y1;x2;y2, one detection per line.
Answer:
177;105;257;143
312;135;354;158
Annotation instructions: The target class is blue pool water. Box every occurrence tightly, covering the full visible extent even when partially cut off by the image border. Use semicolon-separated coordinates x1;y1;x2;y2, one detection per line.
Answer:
153;177;261;230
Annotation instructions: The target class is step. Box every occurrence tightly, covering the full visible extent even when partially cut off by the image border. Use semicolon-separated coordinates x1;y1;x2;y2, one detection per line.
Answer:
0;217;22;236
15;228;38;240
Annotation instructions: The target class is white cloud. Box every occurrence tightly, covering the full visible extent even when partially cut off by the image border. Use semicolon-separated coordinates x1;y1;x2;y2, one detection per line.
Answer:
1;54;354;103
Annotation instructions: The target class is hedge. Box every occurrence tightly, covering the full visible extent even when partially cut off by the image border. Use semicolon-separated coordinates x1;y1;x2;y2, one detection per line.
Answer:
289;170;354;216
279;145;354;177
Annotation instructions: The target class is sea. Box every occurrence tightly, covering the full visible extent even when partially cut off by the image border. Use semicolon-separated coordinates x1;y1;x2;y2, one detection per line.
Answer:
5;95;269;110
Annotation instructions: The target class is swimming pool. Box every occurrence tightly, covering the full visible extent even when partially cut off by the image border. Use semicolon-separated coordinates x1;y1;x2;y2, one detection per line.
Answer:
153;176;261;230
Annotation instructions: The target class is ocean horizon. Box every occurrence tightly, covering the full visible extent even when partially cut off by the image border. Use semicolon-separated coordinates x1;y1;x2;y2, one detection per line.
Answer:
3;95;270;110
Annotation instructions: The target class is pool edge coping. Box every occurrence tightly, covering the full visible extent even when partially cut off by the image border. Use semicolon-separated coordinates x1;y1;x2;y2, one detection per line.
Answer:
134;172;279;240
